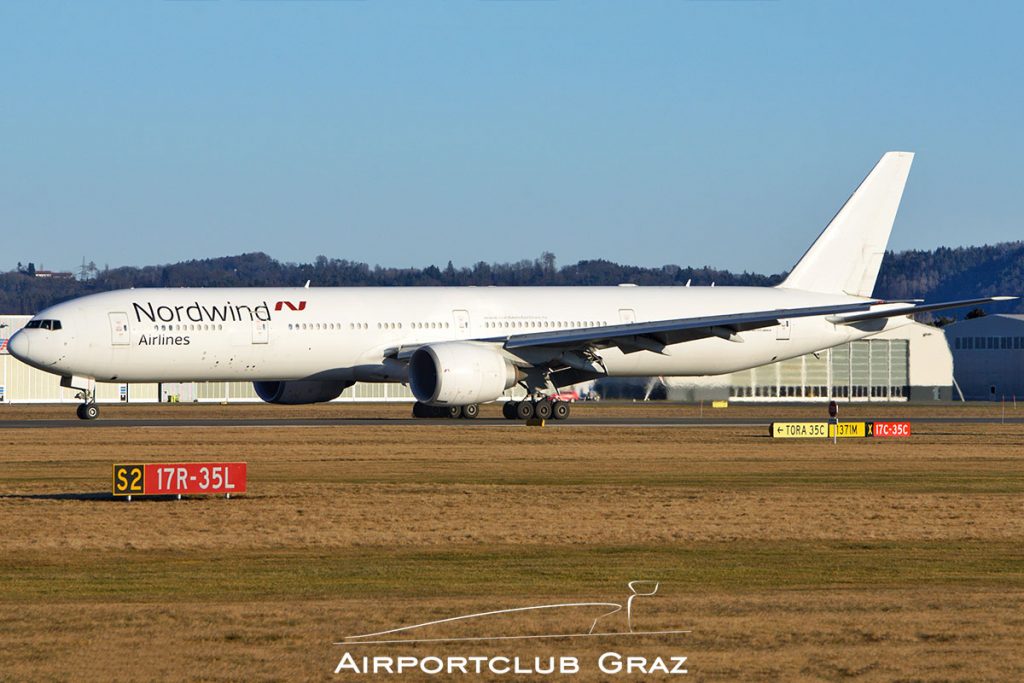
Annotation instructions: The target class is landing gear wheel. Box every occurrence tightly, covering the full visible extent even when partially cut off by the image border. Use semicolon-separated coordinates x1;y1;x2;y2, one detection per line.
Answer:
77;403;99;420
552;400;570;420
446;405;463;419
461;403;480;419
502;402;517;420
533;400;553;420
515;400;535;420
412;402;432;418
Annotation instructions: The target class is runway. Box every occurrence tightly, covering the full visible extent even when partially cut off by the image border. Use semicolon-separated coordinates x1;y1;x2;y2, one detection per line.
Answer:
3;416;1024;429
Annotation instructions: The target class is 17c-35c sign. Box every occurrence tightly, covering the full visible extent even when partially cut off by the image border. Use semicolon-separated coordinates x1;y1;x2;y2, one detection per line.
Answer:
113;463;247;497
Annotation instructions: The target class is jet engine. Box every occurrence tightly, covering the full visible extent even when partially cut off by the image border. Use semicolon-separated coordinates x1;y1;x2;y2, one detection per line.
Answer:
253;380;354;405
409;342;521;406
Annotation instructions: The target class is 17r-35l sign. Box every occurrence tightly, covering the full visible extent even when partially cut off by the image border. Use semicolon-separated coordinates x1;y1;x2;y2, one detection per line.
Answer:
113;463;246;496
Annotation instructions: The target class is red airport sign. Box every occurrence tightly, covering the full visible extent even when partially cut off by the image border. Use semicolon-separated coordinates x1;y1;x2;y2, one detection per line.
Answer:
869;421;912;438
113;462;246;497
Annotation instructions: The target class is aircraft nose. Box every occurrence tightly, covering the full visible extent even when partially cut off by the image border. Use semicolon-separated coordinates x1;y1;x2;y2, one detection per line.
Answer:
7;330;30;361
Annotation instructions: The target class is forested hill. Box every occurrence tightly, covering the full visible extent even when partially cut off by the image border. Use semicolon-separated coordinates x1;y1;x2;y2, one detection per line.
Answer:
874;243;1024;306
2;243;1023;317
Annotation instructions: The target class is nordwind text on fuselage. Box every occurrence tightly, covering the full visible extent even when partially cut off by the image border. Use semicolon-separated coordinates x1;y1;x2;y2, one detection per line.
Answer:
133;301;273;325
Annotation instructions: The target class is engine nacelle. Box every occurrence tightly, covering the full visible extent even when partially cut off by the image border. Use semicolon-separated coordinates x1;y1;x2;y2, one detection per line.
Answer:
409;342;520;406
253;380;353;405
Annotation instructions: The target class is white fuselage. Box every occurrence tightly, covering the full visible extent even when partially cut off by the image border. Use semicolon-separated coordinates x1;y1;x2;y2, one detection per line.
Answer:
12;285;893;384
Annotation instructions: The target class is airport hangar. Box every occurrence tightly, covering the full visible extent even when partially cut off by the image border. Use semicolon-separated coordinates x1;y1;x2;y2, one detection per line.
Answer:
2;313;957;405
943;314;1024;401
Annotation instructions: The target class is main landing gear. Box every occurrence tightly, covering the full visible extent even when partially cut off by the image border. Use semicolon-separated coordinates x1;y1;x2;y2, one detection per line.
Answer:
412;402;480;419
411;399;571;421
502;398;571;421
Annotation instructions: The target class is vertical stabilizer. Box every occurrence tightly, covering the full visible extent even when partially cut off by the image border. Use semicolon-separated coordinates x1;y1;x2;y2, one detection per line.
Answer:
780;151;914;297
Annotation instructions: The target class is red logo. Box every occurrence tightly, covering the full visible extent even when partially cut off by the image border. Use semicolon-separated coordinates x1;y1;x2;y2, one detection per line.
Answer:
274;301;307;312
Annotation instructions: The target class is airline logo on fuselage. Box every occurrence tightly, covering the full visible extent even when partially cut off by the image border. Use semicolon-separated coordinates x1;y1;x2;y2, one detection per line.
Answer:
274;300;307;311
133;301;275;324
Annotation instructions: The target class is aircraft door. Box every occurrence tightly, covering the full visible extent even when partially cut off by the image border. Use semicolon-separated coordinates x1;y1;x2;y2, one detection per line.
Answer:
619;309;637;324
776;320;792;340
252;320;269;344
109;312;130;345
452;309;470;334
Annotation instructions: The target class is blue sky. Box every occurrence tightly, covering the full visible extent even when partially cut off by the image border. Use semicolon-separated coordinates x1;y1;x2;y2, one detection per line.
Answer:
2;1;1021;275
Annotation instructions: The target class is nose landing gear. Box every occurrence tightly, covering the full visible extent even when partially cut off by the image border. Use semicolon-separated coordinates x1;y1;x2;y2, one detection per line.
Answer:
74;390;99;420
61;376;99;420
76;402;99;420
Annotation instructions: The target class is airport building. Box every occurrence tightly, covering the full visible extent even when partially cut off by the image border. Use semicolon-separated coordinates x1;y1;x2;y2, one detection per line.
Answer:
1;314;952;405
943;314;1024;401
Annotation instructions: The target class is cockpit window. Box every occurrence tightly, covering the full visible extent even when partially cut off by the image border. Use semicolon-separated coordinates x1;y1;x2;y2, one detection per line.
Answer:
26;319;61;330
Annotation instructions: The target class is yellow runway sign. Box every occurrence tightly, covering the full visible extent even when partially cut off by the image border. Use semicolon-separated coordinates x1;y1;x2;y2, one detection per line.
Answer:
771;422;829;438
829;422;868;438
770;422;870;439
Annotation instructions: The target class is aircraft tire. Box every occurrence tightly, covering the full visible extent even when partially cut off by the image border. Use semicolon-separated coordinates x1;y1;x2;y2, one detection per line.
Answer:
82;403;99;420
502;402;517;419
552;400;570;420
446;405;463;419
515;400;535;420
461;403;480;419
533;400;553;420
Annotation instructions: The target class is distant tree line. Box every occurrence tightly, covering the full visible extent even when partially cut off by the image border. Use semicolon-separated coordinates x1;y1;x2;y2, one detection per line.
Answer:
2;243;1022;318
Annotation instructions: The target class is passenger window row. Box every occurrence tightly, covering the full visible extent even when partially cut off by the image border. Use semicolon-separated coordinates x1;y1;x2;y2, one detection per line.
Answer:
153;324;222;332
289;323;343;330
286;322;447;331
484;320;607;330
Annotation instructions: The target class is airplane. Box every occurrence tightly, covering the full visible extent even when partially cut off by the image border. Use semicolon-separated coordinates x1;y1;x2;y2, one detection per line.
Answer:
7;151;1014;421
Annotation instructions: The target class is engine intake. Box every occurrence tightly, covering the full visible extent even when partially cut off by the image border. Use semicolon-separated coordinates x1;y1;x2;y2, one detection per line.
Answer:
253;380;353;405
409;342;520;406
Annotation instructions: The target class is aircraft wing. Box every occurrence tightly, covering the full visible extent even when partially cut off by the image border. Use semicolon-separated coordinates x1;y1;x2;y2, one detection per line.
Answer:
825;296;1017;324
383;295;1016;365
495;301;878;355
497;296;1016;356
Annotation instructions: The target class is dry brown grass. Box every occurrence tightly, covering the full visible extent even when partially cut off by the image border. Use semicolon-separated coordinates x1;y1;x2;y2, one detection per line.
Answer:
0;403;1022;681
2;398;1023;421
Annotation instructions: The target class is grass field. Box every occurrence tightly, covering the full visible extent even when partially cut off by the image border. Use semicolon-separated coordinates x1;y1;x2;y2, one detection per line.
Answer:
0;402;1022;681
